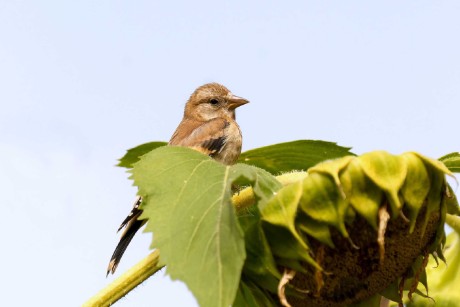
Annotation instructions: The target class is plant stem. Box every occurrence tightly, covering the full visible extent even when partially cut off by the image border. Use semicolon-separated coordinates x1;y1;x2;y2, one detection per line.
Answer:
232;171;307;213
83;250;163;307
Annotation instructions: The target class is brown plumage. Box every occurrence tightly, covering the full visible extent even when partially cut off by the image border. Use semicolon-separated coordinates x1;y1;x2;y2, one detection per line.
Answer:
107;83;249;275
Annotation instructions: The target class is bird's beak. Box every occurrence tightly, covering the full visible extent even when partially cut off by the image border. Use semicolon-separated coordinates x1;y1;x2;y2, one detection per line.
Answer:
227;94;249;110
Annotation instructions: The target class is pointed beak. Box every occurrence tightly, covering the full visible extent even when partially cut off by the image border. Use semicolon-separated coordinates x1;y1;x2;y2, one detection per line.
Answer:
227;94;249;110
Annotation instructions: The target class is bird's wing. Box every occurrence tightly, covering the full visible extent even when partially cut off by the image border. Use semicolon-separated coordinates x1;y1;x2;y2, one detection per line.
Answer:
169;117;230;157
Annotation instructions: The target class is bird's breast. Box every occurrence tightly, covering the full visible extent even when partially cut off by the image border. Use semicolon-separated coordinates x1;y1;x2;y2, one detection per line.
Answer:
215;122;242;165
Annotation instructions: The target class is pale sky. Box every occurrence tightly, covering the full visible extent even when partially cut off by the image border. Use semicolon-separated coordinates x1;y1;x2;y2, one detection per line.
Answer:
1;1;459;306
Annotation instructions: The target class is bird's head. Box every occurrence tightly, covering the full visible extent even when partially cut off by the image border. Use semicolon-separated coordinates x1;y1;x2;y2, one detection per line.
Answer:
184;83;249;121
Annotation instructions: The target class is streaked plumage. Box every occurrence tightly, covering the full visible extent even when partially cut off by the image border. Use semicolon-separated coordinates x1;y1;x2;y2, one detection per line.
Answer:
107;83;248;275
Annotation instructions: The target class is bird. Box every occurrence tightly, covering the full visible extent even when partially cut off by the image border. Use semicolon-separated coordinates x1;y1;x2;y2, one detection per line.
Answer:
107;82;249;275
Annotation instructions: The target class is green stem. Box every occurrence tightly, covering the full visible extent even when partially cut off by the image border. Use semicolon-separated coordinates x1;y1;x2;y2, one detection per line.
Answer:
83;250;163;307
232;171;307;213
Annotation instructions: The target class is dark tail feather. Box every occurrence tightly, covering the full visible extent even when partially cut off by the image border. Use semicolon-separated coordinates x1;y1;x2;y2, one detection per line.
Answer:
106;218;145;275
106;197;145;276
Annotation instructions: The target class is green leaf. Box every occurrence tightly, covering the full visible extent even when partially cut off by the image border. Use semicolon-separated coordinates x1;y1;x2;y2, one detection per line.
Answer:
446;214;460;234
238;140;355;174
230;163;282;210
446;184;460;215
400;153;431;232
415;152;453;177
117;141;167;168
420;159;447;236
233;281;260;307
234;279;277;307
439;152;460;173
261;181;318;269
239;215;281;293
131;146;280;307
300;172;349;237
308;155;354;194
358;151;407;216
297;214;334;247
340;158;382;230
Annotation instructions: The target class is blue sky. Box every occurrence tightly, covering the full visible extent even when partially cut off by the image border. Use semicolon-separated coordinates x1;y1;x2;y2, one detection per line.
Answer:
1;1;459;306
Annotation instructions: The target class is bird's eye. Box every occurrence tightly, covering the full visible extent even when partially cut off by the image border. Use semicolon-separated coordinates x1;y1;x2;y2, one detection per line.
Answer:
209;99;219;105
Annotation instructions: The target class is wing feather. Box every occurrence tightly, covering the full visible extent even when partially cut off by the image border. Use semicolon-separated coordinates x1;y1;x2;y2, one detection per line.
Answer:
169;117;230;156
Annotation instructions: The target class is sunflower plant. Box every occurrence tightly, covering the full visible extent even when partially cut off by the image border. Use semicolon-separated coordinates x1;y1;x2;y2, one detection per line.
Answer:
85;141;460;307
